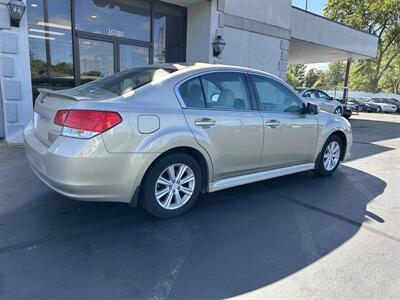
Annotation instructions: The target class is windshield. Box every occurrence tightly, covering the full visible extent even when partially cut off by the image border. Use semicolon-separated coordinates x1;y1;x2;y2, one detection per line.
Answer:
74;67;176;98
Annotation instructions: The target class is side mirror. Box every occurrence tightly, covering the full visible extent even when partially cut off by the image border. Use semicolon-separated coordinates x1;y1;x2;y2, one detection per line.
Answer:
306;102;320;114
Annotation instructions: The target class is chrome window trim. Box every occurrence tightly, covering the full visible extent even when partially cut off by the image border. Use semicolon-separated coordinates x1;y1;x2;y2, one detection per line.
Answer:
174;69;255;111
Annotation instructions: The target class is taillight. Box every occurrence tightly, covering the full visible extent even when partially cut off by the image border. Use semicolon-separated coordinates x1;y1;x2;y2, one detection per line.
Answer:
54;110;69;126
54;110;122;139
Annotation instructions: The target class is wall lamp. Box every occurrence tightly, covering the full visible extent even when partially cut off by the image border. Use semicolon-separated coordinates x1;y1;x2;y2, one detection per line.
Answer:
212;35;226;57
8;0;26;27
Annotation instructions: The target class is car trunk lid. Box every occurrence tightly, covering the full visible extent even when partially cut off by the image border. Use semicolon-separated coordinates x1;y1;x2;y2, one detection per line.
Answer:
33;88;92;146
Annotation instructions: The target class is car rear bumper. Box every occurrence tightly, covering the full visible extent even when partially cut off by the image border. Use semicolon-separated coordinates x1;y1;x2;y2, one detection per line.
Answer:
24;121;156;204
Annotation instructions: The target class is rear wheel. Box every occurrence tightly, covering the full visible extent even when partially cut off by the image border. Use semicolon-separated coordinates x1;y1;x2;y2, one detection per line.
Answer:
315;135;343;176
141;153;202;218
377;106;382;113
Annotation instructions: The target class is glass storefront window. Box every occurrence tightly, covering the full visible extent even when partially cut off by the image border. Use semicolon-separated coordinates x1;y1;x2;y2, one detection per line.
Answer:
28;0;74;93
27;0;186;98
153;2;186;64
79;39;114;84
119;44;149;71
74;0;151;42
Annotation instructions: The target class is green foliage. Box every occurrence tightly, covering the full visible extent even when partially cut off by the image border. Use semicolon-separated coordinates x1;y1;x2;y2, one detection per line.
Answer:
287;64;306;87
324;0;400;93
325;61;346;87
304;69;319;87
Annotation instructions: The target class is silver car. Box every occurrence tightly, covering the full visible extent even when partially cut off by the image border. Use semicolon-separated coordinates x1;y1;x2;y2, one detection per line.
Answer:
298;88;344;115
24;63;352;218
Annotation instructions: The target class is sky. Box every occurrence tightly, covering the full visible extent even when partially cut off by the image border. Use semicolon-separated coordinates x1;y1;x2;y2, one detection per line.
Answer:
292;0;330;71
292;0;327;15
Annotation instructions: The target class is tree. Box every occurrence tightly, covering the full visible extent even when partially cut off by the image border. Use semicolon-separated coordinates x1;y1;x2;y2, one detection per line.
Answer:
287;64;306;87
304;69;320;87
287;72;300;88
380;54;400;94
325;61;346;87
324;0;400;92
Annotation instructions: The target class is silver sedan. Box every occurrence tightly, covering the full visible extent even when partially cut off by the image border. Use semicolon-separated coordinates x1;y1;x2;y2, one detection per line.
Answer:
25;63;352;218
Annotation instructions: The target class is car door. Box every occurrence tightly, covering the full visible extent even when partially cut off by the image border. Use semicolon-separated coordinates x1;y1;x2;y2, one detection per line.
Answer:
178;72;264;181
250;75;318;169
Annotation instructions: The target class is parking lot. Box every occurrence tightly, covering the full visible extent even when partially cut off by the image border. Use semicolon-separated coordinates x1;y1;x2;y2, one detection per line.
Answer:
0;113;399;299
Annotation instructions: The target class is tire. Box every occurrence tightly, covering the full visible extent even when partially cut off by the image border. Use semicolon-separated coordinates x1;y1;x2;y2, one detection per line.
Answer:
314;135;343;176
334;107;343;115
140;153;202;218
358;106;364;112
377;106;382;113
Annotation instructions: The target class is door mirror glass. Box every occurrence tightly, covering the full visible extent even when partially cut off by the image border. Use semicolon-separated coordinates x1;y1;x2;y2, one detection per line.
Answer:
307;102;320;114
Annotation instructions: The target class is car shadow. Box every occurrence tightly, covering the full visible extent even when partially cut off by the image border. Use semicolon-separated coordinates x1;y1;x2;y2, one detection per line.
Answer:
0;163;386;299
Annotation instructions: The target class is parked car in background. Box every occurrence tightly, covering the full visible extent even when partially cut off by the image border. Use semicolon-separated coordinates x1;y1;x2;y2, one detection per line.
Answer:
297;88;344;116
369;99;398;113
349;98;378;113
24;63;352;218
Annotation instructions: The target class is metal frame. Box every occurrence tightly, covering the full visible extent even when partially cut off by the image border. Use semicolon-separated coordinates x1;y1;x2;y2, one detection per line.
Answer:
174;69;308;114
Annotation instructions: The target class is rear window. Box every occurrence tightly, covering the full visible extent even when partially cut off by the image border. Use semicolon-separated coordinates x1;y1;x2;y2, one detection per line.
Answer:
74;67;176;98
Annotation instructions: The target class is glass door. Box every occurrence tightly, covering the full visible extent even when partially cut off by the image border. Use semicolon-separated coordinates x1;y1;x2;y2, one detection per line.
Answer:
78;38;114;84
119;44;149;71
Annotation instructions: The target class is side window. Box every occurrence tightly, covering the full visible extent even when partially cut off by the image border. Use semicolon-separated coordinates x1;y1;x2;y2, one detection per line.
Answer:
303;91;313;98
317;91;331;100
178;77;205;108
251;75;304;113
200;72;252;110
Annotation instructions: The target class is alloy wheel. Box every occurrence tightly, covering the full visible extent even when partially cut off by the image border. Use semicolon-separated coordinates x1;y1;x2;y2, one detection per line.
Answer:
334;107;342;115
154;163;195;210
323;141;341;171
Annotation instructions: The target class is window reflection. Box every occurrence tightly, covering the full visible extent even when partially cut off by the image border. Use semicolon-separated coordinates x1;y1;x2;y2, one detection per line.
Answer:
27;0;74;95
119;44;149;71
74;0;151;41
79;39;114;84
153;2;186;64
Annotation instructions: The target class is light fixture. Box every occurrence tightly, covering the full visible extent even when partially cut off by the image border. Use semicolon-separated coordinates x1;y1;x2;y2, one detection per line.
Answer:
29;28;65;36
36;21;71;30
212;35;226;57
7;0;26;27
31;3;38;8
90;15;97;19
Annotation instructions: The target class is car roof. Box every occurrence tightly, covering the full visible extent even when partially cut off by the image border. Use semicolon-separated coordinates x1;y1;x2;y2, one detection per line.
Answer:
148;62;283;81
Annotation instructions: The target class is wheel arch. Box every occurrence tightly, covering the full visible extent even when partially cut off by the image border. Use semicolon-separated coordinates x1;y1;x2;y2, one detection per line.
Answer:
132;146;211;207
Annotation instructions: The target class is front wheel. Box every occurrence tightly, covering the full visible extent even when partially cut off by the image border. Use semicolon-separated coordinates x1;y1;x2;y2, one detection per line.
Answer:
334;107;343;115
315;135;343;176
141;153;202;218
377;106;382;113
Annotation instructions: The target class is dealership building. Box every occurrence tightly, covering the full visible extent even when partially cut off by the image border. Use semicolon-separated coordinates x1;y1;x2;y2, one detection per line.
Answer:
0;0;377;143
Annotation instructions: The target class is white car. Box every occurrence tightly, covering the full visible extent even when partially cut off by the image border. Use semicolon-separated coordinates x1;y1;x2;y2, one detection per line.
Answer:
297;88;344;115
370;101;398;113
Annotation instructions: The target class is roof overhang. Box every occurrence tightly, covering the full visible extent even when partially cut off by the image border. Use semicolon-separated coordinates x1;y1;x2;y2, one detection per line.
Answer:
160;0;207;7
289;7;378;64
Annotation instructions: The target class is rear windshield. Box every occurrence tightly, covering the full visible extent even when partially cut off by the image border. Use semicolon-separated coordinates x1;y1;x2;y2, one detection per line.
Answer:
74;67;176;98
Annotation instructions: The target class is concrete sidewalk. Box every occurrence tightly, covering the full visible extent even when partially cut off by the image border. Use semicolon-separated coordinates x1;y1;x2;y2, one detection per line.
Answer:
0;113;399;299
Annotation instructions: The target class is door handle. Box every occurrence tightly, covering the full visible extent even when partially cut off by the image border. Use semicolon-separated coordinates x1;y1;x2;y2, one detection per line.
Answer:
265;119;280;128
195;118;216;128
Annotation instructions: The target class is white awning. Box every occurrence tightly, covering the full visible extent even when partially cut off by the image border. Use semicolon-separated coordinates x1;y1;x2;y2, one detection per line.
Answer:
289;7;378;64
